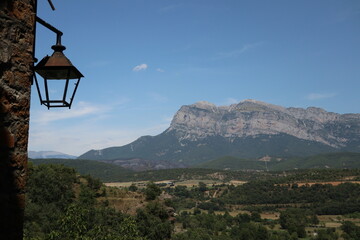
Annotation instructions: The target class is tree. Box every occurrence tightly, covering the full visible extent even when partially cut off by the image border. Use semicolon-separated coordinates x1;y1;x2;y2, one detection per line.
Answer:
315;228;339;240
48;204;144;240
279;209;308;238
145;182;162;200
24;164;77;238
136;201;172;240
198;182;208;192
129;184;138;192
341;221;360;240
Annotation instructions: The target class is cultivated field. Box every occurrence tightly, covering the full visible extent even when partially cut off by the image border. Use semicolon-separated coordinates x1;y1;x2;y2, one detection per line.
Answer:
105;179;247;188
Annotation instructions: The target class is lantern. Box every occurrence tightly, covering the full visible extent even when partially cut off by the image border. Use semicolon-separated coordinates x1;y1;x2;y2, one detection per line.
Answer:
33;43;84;109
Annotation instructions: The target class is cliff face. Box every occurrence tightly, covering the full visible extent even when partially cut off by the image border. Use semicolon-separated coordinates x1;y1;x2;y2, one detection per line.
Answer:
168;100;360;149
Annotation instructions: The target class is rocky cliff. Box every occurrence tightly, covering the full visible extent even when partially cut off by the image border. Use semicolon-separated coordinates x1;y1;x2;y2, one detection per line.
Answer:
168;100;360;149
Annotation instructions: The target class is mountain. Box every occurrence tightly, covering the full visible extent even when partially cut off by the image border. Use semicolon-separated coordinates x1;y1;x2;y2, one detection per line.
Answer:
79;100;360;166
29;151;77;159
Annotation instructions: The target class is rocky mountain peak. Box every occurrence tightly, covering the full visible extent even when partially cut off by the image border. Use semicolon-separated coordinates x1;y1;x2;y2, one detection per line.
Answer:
168;100;360;148
229;99;287;113
192;101;217;109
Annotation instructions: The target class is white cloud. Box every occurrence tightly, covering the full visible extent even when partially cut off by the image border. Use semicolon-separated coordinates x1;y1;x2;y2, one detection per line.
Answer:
306;93;337;100
156;68;165;72
132;63;148;72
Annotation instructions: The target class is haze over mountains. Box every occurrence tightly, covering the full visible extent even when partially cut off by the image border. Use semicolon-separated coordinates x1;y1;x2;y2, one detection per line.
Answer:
79;100;360;166
29;151;77;159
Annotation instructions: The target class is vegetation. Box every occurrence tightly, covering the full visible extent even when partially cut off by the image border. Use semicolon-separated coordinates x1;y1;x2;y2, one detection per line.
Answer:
24;162;360;239
197;152;360;171
29;158;132;182
24;163;161;240
30;152;360;183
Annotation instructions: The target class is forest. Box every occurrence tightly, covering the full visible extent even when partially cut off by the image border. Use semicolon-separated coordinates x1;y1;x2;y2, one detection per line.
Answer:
24;163;360;240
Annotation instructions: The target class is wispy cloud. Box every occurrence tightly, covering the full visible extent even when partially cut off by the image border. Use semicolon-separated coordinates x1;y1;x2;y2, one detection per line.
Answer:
32;101;105;124
156;68;165;72
215;42;264;59
133;63;148;72
29;115;169;156
306;93;337;100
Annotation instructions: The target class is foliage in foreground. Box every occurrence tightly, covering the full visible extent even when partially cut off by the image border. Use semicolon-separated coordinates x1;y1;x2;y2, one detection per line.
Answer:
24;163;360;240
24;163;169;240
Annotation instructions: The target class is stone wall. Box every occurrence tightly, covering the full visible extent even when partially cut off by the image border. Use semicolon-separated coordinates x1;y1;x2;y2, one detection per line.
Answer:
0;0;35;239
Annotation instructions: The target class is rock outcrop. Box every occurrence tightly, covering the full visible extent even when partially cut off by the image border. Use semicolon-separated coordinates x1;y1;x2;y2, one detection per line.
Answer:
168;99;360;148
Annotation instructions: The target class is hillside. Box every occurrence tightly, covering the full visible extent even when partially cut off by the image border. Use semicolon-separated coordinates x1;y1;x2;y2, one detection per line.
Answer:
197;152;360;171
29;158;132;182
79;100;360;166
196;156;266;170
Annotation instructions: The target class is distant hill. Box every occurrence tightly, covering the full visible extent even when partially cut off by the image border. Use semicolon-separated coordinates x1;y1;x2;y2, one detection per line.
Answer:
29;153;360;183
197;152;360;171
271;152;360;171
196;156;266;170
79;100;360;166
29;158;132;182
29;151;77;159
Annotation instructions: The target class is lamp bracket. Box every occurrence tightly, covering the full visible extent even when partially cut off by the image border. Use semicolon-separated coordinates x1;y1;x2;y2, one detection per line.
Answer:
47;0;56;11
36;16;63;45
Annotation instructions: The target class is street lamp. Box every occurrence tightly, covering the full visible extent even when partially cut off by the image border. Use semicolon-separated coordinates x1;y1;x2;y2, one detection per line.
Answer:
33;16;84;109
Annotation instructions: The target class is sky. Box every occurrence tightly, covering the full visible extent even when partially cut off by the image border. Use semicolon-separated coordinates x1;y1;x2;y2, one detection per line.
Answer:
29;0;360;156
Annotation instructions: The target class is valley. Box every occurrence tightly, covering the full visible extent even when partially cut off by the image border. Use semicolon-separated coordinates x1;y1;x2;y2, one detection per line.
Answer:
24;162;360;240
26;100;360;239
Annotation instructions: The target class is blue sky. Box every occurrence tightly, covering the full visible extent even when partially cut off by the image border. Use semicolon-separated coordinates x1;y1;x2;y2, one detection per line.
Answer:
29;0;360;156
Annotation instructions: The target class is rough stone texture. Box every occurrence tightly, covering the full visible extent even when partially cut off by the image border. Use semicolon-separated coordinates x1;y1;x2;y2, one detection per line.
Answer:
0;0;35;239
168;99;360;148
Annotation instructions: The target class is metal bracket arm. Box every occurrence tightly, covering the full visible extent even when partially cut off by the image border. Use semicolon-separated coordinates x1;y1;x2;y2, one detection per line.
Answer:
36;16;63;45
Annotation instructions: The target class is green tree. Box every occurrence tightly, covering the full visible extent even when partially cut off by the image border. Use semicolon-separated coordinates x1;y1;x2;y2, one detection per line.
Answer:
49;203;144;240
145;182;162;201
136;201;172;240
279;209;308;238
129;184;138;192
315;228;339;240
198;182;208;192
24;164;77;238
341;221;360;240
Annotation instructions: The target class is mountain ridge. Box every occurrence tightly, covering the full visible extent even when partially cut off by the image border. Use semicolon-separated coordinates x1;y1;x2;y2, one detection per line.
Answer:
29;151;77;159
79;100;360;165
